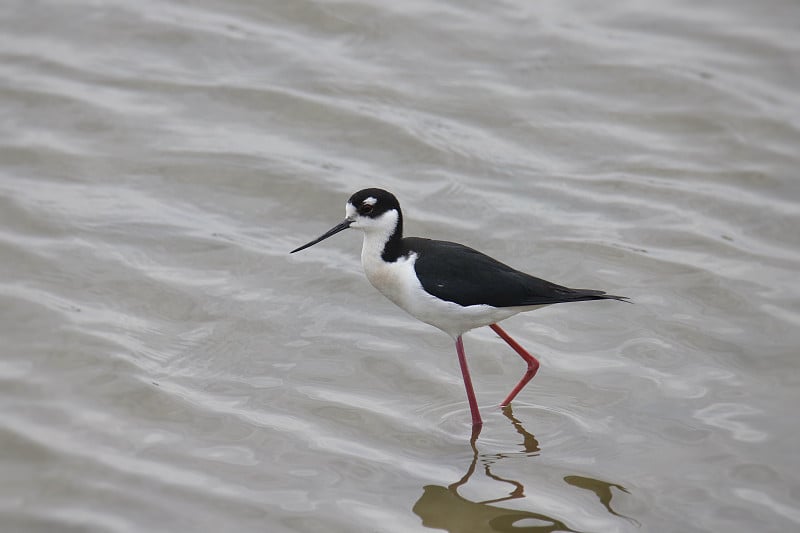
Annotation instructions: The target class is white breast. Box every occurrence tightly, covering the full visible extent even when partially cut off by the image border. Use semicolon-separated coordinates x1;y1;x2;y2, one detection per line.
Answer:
360;233;419;311
359;232;532;338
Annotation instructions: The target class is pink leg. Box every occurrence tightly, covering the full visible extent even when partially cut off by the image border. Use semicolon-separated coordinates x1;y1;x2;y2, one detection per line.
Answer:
489;323;540;406
455;335;483;427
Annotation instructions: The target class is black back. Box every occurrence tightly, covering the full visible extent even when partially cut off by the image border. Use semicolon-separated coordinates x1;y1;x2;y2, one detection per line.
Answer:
408;237;626;308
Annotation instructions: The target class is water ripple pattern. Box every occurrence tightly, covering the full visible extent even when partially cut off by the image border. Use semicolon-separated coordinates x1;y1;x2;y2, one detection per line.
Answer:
1;1;799;532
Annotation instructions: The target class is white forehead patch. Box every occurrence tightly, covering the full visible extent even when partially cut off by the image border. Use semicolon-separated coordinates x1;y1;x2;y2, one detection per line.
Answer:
363;197;377;206
345;202;357;218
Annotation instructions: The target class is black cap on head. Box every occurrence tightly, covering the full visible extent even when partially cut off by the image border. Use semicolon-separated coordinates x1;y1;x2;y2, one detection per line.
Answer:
348;188;401;219
290;188;403;254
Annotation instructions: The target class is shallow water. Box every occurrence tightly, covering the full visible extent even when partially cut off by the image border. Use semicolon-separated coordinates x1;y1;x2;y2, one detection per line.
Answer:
2;1;800;532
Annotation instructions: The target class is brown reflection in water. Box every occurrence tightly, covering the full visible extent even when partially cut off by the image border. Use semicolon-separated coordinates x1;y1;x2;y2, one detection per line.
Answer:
563;476;639;527
502;405;540;455
412;407;635;533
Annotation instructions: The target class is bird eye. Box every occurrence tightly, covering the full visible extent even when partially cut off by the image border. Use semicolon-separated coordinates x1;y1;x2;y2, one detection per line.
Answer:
360;204;373;214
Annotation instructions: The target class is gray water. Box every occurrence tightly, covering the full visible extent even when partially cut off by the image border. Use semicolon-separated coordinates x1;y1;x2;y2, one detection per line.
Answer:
2;1;800;532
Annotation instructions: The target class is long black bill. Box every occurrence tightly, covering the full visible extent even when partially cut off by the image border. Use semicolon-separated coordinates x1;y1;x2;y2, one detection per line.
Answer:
290;219;352;253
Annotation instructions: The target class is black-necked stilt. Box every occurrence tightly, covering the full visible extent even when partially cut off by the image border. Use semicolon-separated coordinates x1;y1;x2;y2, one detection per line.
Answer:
291;188;628;427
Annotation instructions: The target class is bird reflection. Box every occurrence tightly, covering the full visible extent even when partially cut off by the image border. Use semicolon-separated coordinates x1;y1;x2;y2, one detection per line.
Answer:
412;407;635;532
563;476;639;526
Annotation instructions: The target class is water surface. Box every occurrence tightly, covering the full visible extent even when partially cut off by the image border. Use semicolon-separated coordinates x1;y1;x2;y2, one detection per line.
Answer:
1;1;799;532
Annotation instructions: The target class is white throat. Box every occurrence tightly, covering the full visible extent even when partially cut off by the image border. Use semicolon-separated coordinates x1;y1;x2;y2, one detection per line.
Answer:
353;208;423;323
357;209;400;265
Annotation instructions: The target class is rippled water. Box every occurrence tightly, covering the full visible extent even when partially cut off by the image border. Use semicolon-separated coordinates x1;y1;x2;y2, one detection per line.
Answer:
2;1;799;532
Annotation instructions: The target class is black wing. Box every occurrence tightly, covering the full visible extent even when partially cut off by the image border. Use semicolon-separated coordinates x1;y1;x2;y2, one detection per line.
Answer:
407;237;627;308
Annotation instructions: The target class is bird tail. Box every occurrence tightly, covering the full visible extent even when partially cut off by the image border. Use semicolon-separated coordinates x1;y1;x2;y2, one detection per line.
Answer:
569;289;631;303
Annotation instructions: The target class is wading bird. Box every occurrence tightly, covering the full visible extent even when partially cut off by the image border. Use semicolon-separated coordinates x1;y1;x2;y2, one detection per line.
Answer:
291;188;627;427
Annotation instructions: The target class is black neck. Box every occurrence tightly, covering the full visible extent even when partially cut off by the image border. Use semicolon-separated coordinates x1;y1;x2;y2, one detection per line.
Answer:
381;209;405;262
